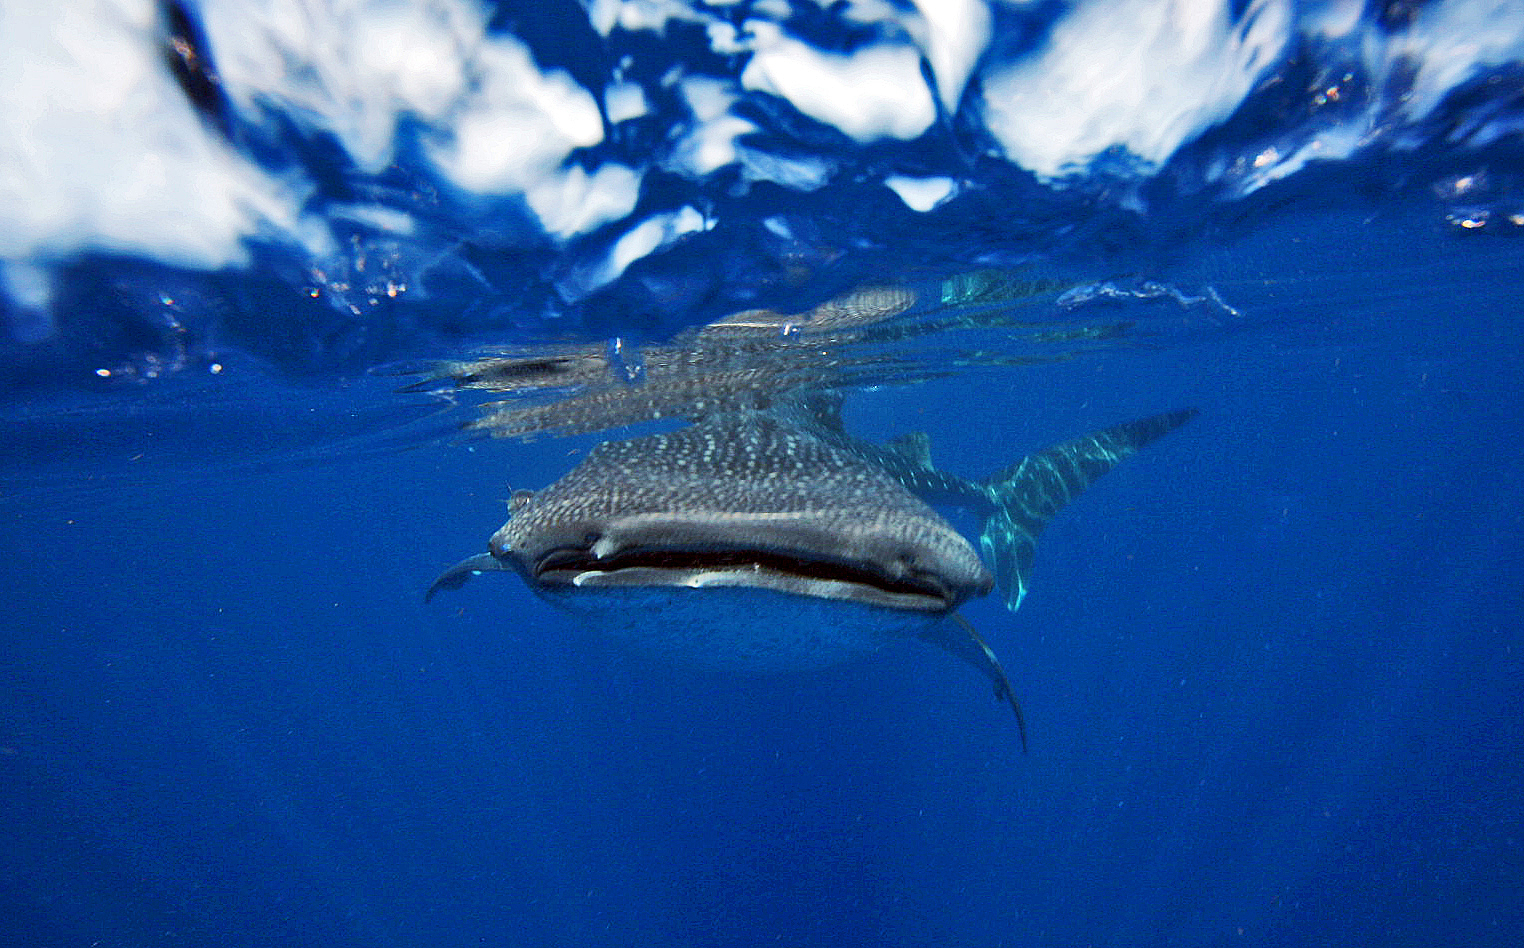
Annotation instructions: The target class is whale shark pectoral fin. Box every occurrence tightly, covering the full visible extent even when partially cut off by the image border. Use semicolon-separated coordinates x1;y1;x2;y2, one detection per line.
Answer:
920;615;1028;752
426;553;510;603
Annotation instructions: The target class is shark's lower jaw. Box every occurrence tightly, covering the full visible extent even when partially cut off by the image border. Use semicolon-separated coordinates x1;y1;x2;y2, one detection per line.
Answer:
532;547;957;613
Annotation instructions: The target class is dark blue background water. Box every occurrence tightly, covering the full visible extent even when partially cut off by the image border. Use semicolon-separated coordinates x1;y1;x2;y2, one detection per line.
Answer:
4;202;1521;946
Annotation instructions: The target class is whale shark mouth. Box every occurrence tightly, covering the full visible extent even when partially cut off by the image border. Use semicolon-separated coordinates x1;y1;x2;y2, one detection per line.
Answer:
531;546;957;612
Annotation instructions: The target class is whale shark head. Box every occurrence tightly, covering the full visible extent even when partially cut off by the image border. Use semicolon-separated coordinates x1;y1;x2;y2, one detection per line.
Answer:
434;411;992;623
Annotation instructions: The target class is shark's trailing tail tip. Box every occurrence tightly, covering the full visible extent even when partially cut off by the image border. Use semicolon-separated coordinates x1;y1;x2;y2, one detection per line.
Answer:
979;409;1198;610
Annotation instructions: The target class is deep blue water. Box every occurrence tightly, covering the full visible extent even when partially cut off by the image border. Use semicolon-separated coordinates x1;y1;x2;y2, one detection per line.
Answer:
4;2;1524;946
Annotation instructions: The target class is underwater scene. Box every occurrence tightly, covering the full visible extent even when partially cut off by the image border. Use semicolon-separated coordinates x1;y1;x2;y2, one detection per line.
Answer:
2;0;1522;945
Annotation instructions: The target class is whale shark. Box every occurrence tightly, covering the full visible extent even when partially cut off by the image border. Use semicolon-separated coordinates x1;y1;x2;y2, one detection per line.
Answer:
429;394;1196;745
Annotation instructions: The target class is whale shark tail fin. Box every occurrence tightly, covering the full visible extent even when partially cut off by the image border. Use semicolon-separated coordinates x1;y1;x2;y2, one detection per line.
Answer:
979;409;1198;611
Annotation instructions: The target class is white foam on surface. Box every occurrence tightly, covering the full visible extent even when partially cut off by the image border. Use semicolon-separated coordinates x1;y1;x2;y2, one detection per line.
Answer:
1395;0;1524;125
609;206;710;278
526;164;643;240
208;1;618;228
982;0;1292;178
0;262;56;342
559;206;713;300
424;35;605;194
5;0;1524;313
604;81;650;124
667;77;758;177
586;0;708;37
201;0;486;173
737;147;836;191
1226;124;1371;195
0;1;309;281
1301;0;1365;39
754;0;990;113
0;276;57;348
910;0;991;111
740;21;937;143
885;176;958;212
1227;0;1524;190
327;204;418;235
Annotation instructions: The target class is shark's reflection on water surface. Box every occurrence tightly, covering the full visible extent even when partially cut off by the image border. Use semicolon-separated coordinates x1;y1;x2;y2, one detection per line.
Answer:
416;271;1197;746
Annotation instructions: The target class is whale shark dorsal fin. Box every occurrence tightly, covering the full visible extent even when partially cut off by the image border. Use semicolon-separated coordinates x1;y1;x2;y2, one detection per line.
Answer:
885;431;934;470
978;409;1198;610
794;391;847;433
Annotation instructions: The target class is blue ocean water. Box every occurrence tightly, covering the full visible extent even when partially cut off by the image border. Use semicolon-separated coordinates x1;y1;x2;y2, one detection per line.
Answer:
3;1;1523;945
